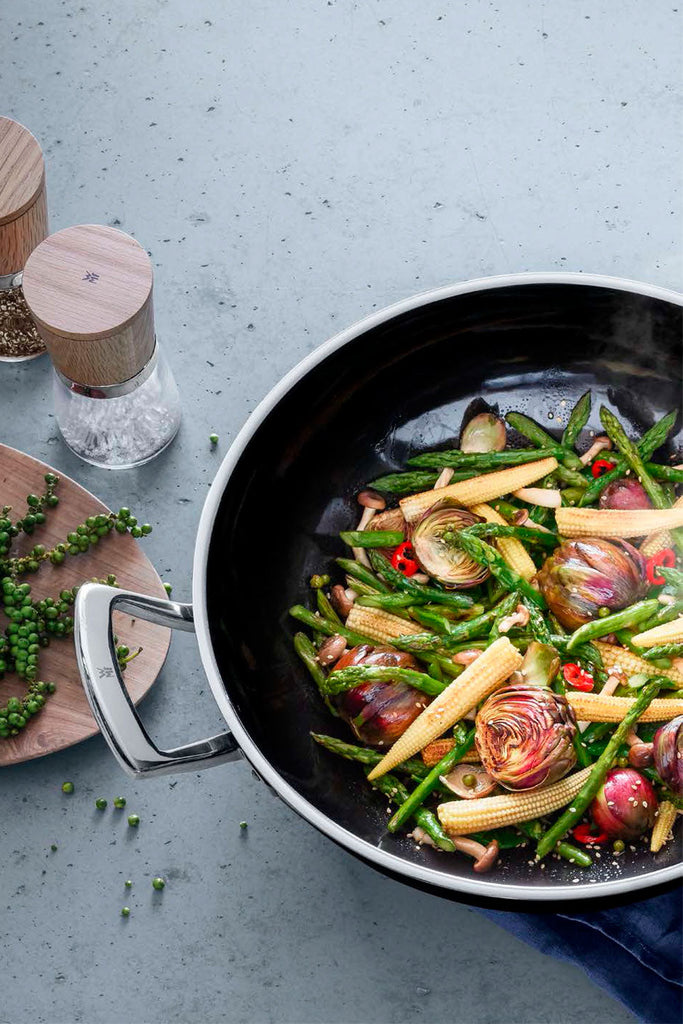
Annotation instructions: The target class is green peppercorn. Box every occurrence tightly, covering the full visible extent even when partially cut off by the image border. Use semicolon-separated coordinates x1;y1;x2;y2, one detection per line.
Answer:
209;433;219;445
50;844;58;852
163;582;173;596
95;798;107;810
309;574;330;590
127;813;140;827
62;781;74;794
113;796;126;809
239;821;248;830
124;879;132;888
613;839;625;853
152;877;165;890
121;907;130;917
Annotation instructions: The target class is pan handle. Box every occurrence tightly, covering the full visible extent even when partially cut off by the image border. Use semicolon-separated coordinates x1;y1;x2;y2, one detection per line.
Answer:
74;582;241;777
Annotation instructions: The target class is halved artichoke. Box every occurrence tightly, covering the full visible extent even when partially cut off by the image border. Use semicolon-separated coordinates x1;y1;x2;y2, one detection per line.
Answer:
411;504;490;588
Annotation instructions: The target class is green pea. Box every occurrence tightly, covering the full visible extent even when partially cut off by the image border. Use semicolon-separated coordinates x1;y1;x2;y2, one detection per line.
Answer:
121;907;130;917
152;877;165;890
62;781;74;794
125;879;132;888
95;798;107;810
113;796;126;809
127;814;140;827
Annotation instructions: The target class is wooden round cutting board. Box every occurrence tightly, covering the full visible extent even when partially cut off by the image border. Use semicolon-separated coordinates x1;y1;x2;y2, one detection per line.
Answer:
0;443;171;766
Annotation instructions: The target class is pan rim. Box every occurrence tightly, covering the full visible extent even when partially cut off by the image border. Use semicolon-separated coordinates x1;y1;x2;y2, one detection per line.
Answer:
193;271;683;901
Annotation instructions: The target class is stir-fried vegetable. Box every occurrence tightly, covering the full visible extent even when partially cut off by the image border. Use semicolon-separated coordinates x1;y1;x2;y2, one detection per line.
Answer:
288;391;682;874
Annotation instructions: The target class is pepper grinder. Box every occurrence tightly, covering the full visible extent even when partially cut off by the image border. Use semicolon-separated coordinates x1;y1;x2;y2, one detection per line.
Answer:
0;116;49;361
22;224;181;469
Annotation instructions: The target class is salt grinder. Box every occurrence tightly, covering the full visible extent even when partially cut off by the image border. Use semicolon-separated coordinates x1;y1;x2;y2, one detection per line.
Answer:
22;224;181;468
0;116;49;361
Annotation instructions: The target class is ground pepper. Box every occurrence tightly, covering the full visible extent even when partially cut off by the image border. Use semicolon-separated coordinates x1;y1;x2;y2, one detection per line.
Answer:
0;286;45;360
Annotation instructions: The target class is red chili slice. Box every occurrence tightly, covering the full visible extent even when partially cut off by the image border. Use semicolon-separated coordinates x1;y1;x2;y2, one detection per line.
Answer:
645;548;676;586
391;541;418;577
562;662;595;691
591;458;617;478
572;824;608;845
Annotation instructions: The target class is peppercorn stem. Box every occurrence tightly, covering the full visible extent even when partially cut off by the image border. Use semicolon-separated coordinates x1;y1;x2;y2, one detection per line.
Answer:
536;679;662;859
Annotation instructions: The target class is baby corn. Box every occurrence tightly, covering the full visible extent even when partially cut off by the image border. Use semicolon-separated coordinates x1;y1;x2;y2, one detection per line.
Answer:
346;605;423;645
556;506;683;539
566;692;683;722
640;494;683;557
471;502;537;581
632;617;683;649
650;800;678;853
399;458;557;523
421;738;480;766
438;766;592;833
366;636;522;780
594;641;683;686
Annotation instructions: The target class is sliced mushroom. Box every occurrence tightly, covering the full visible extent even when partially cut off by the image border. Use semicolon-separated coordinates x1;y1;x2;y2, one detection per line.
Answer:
450;836;500;873
316;634;348;667
330;584;354;619
579;435;613;466
407;826;437;848
357;489;386;510
439;763;497;799
512;508;529;526
433;467;455;489
452;649;483;666
513;487;562;508
498;604;531;634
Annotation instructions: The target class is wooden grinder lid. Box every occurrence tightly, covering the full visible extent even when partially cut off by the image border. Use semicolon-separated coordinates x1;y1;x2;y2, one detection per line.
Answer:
0;117;48;275
22;225;155;387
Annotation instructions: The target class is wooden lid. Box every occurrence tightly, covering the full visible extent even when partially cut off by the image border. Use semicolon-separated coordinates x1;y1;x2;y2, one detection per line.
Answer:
22;225;155;386
0;117;45;226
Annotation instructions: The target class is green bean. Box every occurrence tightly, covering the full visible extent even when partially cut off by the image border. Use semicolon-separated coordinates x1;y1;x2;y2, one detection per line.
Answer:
340;530;404;548
387;727;476;832
409;605;461;634
311;732;431;779
323;664;447;696
370;772;456;852
335;557;391;593
565;599;661;652
536;680;662;858
560;487;586;506
517;820;593;868
456;531;546;608
407;448;556;469
316;588;342;626
599;407;669;508
368;551;474;610
505;412;583;470
366;470;441;494
556;467;589;490
490;498;523;520
562;391;592;451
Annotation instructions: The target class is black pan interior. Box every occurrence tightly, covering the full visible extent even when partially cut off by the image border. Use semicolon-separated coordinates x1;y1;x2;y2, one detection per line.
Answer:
207;282;683;892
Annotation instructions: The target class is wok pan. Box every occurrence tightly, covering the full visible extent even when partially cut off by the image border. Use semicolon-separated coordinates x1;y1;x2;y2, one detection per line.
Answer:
75;272;683;902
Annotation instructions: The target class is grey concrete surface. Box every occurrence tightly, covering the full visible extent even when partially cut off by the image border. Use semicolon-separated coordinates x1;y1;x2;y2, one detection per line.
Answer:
1;1;680;1021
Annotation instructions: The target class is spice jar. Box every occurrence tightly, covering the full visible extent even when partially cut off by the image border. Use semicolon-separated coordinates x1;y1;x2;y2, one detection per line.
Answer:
0;116;49;361
22;224;181;469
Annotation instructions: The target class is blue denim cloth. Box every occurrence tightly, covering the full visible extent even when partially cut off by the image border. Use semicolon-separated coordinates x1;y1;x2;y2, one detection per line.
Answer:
482;888;682;1023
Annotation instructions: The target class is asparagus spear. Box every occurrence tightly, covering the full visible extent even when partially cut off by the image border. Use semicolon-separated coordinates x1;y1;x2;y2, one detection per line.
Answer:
536;679;662;858
356;593;420;610
366;470;441;494
565;598;661;652
406;448;556;469
599;407;669;509
311;732;431;779
464;522;559;548
316;588;342;626
505;412;584;470
517;820;592;868
368;551;474;610
646;463;683;483
488;591;522;638
456;531;546;608
579;409;678;506
335;557;391;593
387;727;476;832
294;634;338;716
290;605;371;647
660;566;683;593
370;772;456;852
340;530;404;548
323;664;447;697
523;598;552;644
641;643;683;661
561;391;592;451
